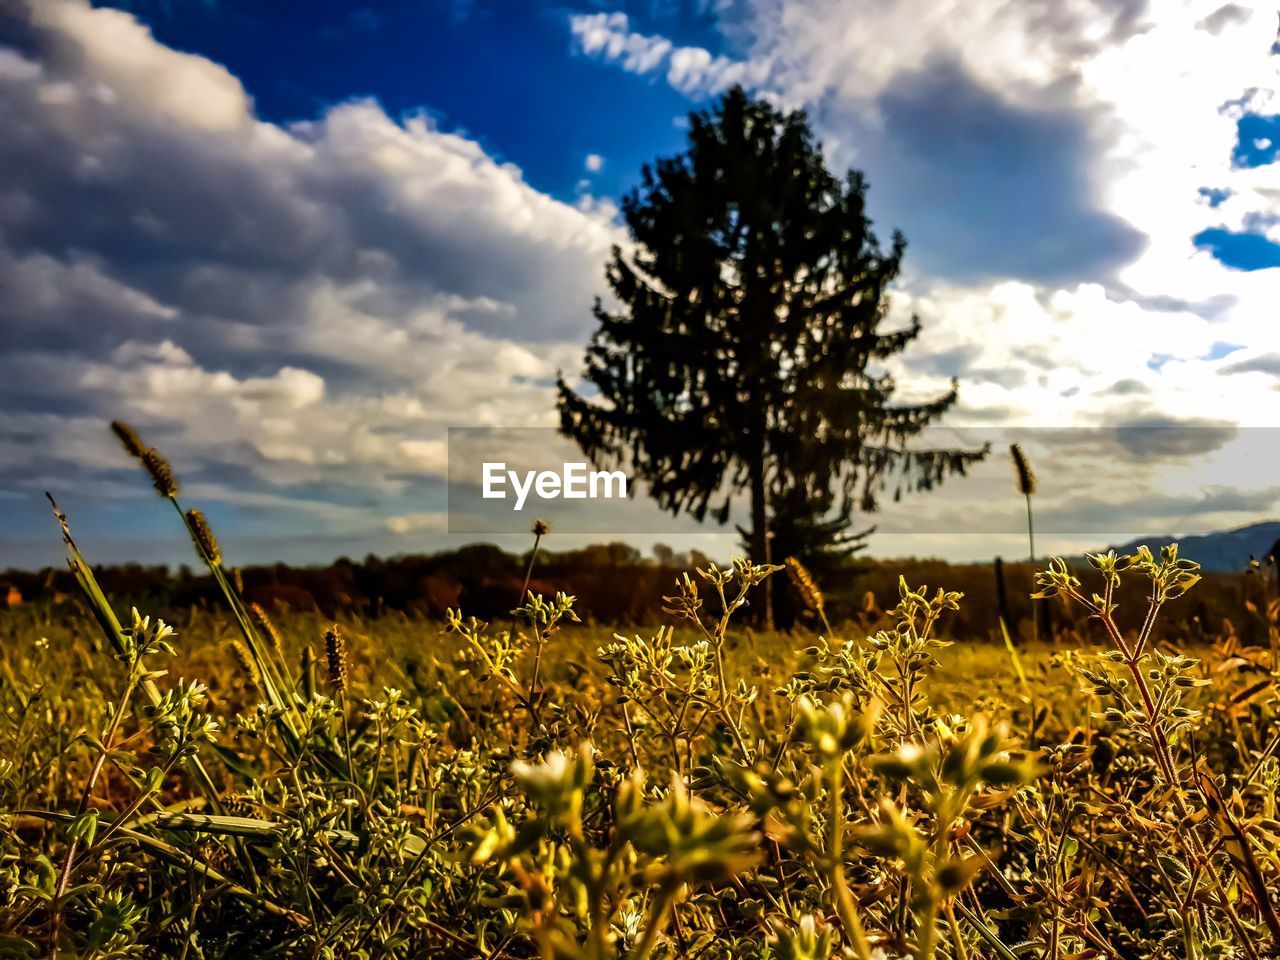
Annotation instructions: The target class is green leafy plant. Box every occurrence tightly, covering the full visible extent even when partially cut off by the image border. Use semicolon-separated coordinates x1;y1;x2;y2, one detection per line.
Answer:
3;425;1280;959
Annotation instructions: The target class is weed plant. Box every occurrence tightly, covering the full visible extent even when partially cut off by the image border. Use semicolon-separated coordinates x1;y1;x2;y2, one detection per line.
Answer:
2;426;1280;959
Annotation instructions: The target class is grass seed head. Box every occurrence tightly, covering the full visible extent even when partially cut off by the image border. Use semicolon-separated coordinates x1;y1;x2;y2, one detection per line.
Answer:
324;624;348;695
110;420;148;459
532;519;550;537
185;509;221;566
249;602;284;654
230;640;259;686
110;419;178;497
1009;443;1036;497
784;556;824;615
141;448;178;499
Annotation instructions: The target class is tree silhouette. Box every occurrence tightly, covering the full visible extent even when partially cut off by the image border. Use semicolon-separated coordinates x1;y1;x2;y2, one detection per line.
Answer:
557;87;987;626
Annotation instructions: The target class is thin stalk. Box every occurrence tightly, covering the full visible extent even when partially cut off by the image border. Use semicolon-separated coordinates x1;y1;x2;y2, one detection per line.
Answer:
47;497;232;821
1068;583;1262;960
169;500;296;716
526;618;547;728
915;798;953;960
50;674;138;958
630;885;679;960
952;902;1019;960
692;606;752;764
83;758;178;851
1025;494;1039;645
945;902;970;960
337;690;356;831
1024;494;1036;565
826;756;873;960
519;530;543;607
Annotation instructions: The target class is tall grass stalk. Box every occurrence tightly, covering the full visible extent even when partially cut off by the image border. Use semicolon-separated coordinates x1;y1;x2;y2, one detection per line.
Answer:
1010;443;1040;644
12;461;1280;959
108;423;302;748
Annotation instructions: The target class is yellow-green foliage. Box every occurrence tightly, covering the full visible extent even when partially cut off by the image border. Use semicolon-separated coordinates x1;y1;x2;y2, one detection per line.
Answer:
4;434;1280;958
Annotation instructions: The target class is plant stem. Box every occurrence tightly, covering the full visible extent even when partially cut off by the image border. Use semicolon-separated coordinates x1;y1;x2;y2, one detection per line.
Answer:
50;675;138;958
1075;585;1261;960
1025;493;1038;645
519;532;543;607
631;885;679;960
945;902;970;960
1024;494;1035;564
826;757;873;960
952;902;1020;960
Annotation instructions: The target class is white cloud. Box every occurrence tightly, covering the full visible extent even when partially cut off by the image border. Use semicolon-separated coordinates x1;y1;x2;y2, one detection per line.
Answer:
887;280;1279;428
0;0;623;553
569;1;1280;419
31;0;252;130
571;12;673;74
385;512;448;535
567;0;1280;546
3;0;1279;565
569;11;771;97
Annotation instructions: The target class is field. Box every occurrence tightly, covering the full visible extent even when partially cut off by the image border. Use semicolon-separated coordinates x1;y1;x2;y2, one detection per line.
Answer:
4;495;1280;960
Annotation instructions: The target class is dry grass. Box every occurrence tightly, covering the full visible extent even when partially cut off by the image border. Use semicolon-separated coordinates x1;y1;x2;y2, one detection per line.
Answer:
3;426;1280;959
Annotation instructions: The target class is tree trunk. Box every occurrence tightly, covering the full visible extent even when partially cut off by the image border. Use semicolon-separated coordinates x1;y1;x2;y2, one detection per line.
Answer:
749;443;773;630
993;556;1011;636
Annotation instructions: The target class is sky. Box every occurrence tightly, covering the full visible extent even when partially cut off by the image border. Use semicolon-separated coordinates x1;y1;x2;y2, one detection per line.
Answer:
0;0;1279;570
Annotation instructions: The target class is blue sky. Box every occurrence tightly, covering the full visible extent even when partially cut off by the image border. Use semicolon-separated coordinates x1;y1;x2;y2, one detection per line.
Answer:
106;0;717;200
1;0;1279;570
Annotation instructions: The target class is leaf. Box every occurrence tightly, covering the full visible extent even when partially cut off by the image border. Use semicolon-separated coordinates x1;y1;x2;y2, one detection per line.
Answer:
1157;853;1192;886
1230;679;1272;706
207;741;262;779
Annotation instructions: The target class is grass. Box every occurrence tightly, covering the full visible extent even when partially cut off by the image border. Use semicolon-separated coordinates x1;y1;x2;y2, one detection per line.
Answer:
0;603;1063;747
4;423;1280;959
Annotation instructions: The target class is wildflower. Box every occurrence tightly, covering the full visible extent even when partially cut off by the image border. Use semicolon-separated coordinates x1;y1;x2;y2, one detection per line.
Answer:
796;693;879;759
768;915;836;960
531;518;550;537
512;743;594;821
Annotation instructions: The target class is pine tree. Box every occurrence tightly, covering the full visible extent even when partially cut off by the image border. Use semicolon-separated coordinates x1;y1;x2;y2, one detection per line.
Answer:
557;87;987;626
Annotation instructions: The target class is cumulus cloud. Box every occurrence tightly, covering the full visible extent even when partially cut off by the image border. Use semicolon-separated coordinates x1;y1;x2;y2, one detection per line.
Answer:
572;3;1155;285
571;0;1150;107
572;12;673;74
2;0;1279;567
0;0;621;559
858;58;1145;284
564;0;1280;546
1222;352;1280;376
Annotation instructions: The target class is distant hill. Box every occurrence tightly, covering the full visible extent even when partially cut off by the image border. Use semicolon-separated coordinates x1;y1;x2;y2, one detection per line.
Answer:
1105;521;1280;572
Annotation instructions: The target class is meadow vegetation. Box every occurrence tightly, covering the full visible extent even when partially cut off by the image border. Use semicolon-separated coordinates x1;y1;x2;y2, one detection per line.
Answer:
3;429;1280;960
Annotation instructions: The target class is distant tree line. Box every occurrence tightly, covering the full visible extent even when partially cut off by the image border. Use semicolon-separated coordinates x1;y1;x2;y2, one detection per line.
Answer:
0;542;713;624
2;544;1266;644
